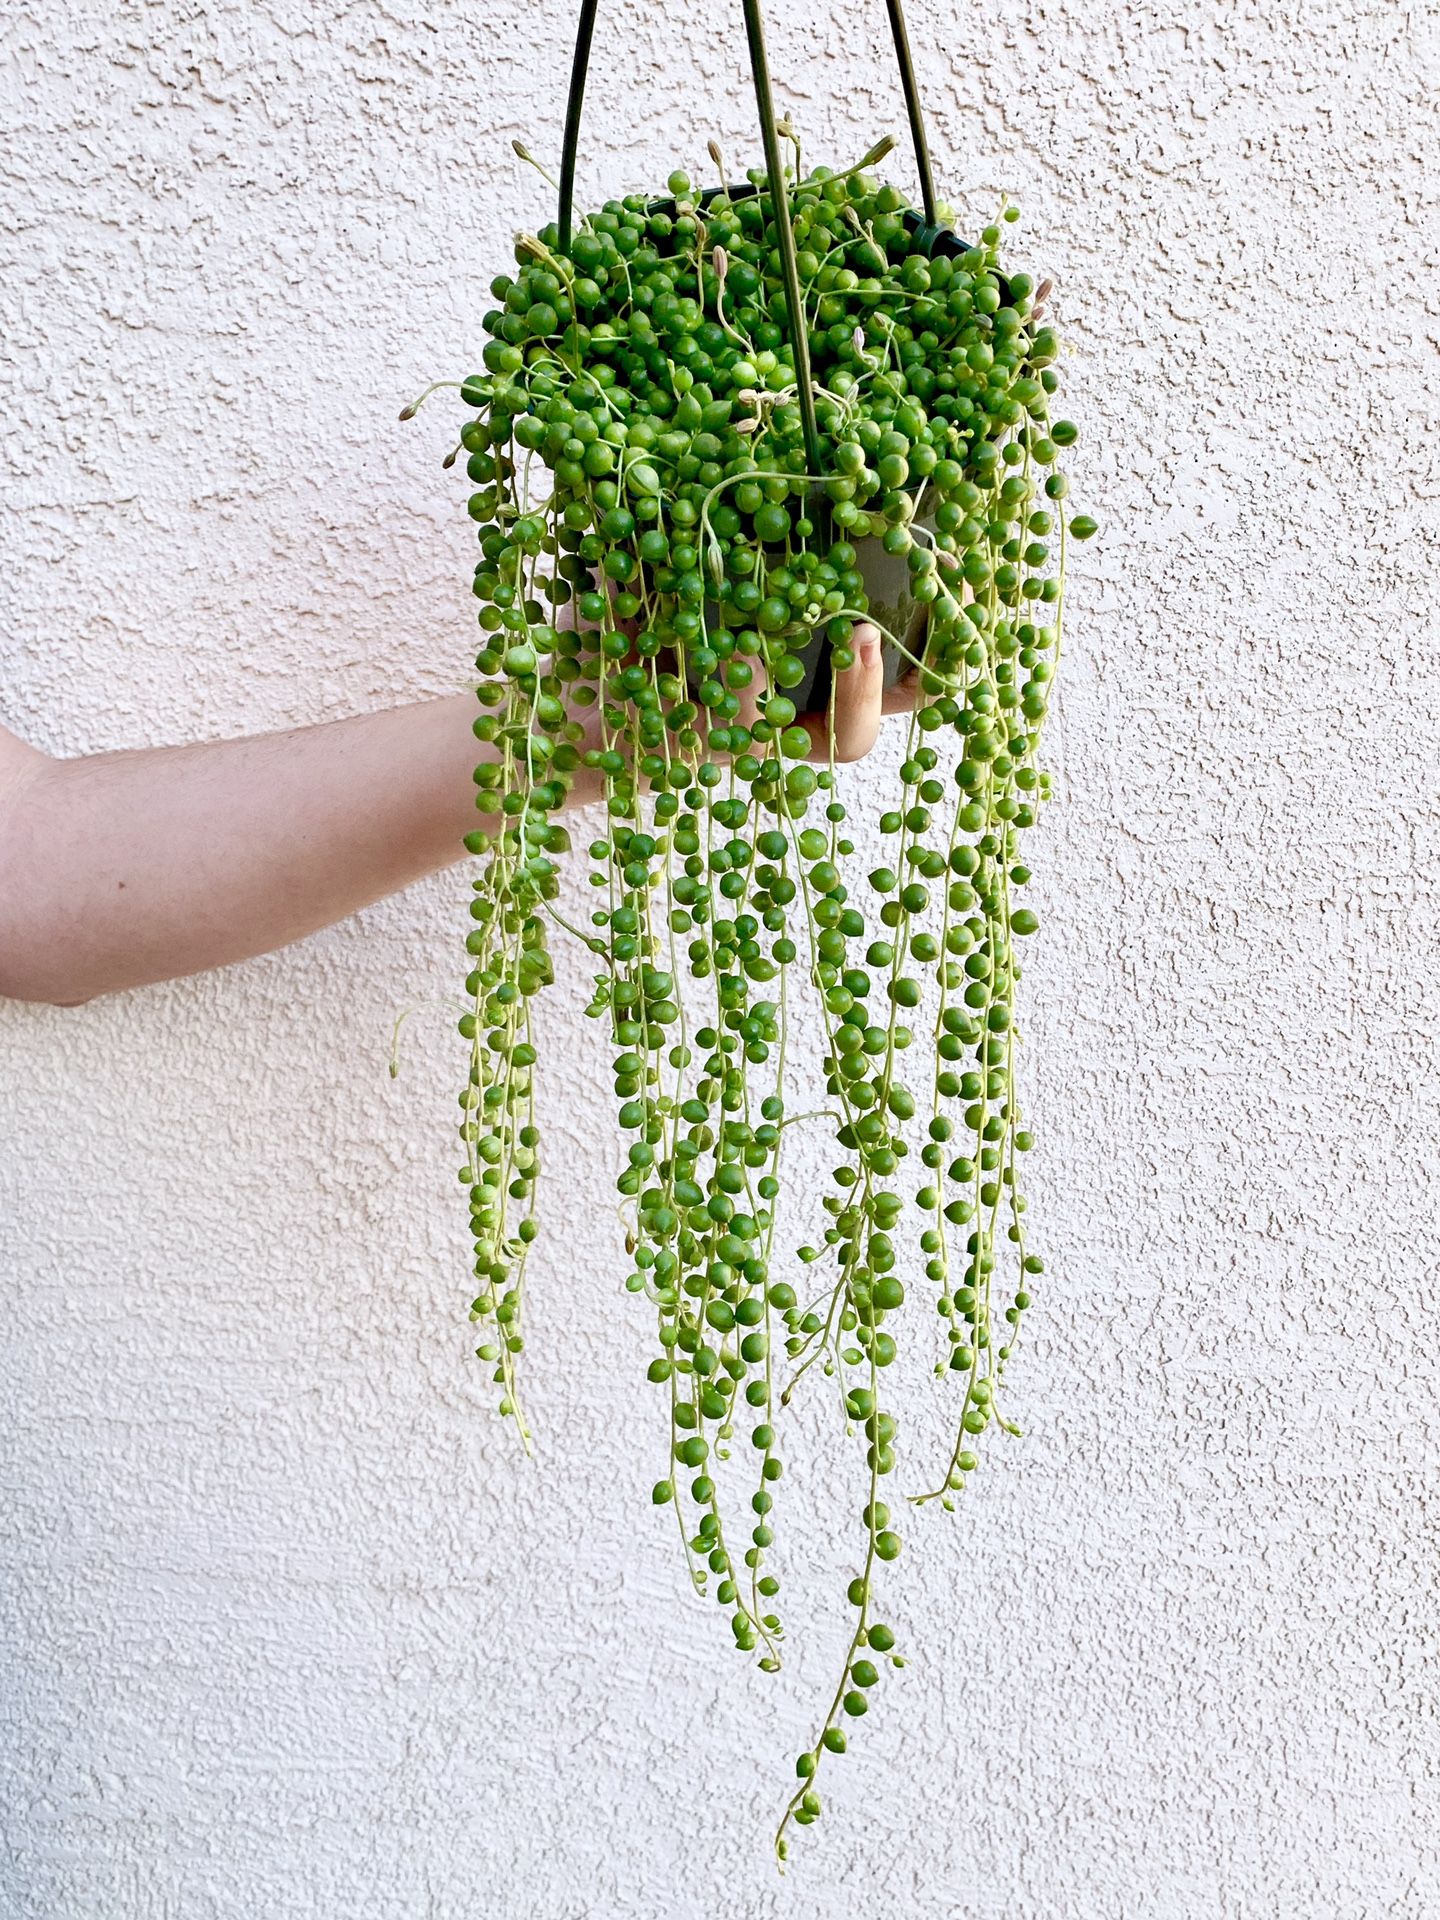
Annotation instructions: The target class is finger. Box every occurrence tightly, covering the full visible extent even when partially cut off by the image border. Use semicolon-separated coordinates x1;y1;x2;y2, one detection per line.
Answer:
882;604;927;714
734;650;767;737
804;621;884;763
882;664;920;716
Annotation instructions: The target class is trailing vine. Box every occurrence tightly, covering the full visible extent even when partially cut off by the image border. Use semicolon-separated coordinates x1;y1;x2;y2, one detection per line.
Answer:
411;141;1092;1855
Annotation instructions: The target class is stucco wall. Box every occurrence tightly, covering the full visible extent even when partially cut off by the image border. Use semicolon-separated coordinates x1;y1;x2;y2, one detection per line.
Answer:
3;2;1439;1915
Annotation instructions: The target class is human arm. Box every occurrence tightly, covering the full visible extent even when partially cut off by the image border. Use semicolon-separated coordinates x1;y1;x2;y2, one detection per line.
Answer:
0;623;900;1005
0;693;490;1005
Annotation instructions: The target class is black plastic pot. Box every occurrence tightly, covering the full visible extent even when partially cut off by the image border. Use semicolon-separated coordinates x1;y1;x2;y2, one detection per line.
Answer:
787;517;936;712
693;506;934;714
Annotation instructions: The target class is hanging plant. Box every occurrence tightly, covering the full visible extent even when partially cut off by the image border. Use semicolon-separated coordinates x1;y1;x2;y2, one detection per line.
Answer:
407;0;1093;1858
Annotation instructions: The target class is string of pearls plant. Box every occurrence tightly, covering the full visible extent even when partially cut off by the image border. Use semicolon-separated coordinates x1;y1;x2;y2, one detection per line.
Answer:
408;134;1092;1857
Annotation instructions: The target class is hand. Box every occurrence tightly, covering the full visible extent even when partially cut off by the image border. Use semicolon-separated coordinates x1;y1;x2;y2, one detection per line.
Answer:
728;620;916;765
562;603;918;776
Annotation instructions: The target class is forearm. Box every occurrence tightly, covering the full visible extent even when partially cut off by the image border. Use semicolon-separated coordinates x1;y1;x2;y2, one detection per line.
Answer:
0;694;532;1004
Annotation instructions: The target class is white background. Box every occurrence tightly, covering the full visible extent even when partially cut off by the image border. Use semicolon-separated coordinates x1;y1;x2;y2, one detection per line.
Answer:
3;2;1439;1915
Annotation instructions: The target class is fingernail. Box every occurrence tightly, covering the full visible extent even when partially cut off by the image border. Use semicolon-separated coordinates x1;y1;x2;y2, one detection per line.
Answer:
859;631;881;666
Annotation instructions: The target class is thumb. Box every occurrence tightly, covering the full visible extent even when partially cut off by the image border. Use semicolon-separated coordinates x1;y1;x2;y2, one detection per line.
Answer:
804;622;884;763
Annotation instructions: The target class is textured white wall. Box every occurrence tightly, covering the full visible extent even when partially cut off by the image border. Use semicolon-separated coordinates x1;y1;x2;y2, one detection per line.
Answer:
3;2;1439;1915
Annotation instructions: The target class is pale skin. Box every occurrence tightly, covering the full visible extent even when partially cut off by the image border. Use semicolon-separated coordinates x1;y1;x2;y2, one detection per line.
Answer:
0;621;913;1006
